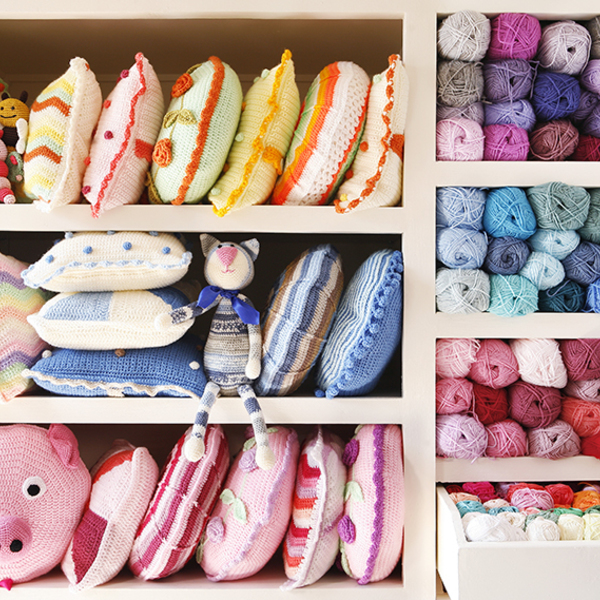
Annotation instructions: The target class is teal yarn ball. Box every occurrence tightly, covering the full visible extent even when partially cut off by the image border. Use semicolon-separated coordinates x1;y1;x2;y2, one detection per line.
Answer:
483;187;537;239
526;182;591;230
578;188;600;244
519;251;565;290
539;279;586;312
528;229;581;260
489;274;539;317
456;500;487;517
436;186;487;229
488;505;519;516
436;227;488;269
562;241;600;285
436;268;490;313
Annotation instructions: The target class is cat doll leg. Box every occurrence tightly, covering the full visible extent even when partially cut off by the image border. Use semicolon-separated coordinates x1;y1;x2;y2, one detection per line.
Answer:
238;384;275;470
185;381;220;461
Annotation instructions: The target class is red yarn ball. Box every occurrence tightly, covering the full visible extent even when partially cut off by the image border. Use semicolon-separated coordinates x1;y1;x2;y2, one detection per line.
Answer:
462;481;497;503
581;431;600;459
472;382;509;425
545;483;574;508
560;339;600;381
446;484;464;494
508;380;562;428
561;396;600;438
572;134;600;161
468;339;520;389
486;419;528;457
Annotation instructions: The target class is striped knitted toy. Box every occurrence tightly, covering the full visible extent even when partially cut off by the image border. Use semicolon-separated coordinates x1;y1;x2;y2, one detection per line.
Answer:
155;234;275;469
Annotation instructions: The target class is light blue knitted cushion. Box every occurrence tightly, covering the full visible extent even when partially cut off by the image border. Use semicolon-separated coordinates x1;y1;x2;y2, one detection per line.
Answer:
315;249;402;398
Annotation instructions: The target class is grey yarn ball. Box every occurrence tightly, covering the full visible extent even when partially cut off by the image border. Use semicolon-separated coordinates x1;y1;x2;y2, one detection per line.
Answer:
436;268;490;313
585;16;600;60
537;20;592;76
437;60;484;107
438;10;491;62
437;101;485;125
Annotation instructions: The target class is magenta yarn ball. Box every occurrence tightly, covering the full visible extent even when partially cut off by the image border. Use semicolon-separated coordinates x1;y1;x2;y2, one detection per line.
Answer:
483;124;530;160
436;413;488;459
486;419;528;457
487;13;542;60
508;380;563;428
437;118;485;161
468;338;520;389
436;377;474;415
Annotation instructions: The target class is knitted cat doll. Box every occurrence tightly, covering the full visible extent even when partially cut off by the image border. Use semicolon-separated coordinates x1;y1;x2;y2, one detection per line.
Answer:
156;234;275;470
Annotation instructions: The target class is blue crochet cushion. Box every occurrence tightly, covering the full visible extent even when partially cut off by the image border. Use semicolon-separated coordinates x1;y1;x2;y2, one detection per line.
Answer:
22;333;206;399
256;244;344;396
315;249;402;398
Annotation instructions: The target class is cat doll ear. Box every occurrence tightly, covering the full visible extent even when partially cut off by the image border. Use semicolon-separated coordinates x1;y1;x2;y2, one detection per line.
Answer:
239;238;260;262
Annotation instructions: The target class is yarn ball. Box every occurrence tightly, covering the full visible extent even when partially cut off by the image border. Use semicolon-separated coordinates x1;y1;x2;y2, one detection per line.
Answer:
510;338;568;388
436;268;490;313
436;338;480;378
469;338;520;389
545;483;575;507
528;229;580;260
485;419;528;457
483;59;534;102
495;511;527;531
483;236;530;275
463;513;520;542
437;11;491;61
560;338;600;380
531;71;581;121
436;227;488;269
463;481;497;503
538;279;586;313
472;382;509;425
562;241;600;285
487;13;542;60
584;513;600;540
578;188;600;243
519;251;565;290
580;59;600;94
537;21;592;76
573;489;600;511
558;514;585;540
437;102;485;125
450;491;479;504
483;124;529;161
526;517;560;541
586;278;600;312
582;104;600;139
455;500;487;518
563;377;600;402
572;134;600;161
436;377;474;414
436;118;485;161
436;413;488;459
437;60;485;107
572;89;600;122
488;274;538;317
483;498;510;511
483;187;537;239
484;99;536;131
528;120;580;161
581;430;600;459
587;16;600;60
436;186;487;229
506;483;545;502
508;380;562;428
527;182;591;231
561;397;600;437
511;488;554;511
528;419;581;459
446;484;465;495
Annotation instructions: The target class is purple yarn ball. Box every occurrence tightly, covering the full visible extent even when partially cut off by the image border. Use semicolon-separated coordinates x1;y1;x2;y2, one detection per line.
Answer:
483;236;531;275
581;59;600;95
436;413;488;459
483;59;534;102
582;104;600;138
531;71;581;121
483;124;530;160
437;102;486;125
562;241;600;285
484;99;537;131
487;13;542;60
572;89;600;122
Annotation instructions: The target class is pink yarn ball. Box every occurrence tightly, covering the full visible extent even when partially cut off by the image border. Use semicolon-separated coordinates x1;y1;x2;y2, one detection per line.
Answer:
436;377;474;414
437;118;485;161
468;338;520;388
510;488;554;511
487;13;542;60
527;419;581;459
436;338;480;378
436;413;488;459
483;124;530;160
559;339;600;381
508;380;563;428
463;481;498;503
486;419;528;457
564;378;600;402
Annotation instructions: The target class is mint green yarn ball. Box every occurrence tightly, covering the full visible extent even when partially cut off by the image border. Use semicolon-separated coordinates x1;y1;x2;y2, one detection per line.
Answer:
578;188;600;244
526;182;591;231
489;274;538;317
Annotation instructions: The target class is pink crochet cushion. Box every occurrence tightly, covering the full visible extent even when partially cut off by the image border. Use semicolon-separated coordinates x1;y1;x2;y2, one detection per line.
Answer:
61;439;158;591
0;424;91;587
199;425;299;581
338;424;404;584
282;426;346;590
83;53;164;217
129;424;229;580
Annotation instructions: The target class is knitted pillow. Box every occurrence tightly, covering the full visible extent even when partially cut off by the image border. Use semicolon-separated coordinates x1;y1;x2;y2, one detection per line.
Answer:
148;57;242;205
199;426;299;581
21;231;192;292
62;440;158;591
22;333;207;399
338;424;404;584
0;253;50;402
256;244;343;396
315;249;403;398
27;282;198;350
129;424;230;580
83;53;164;217
23;57;102;211
271;61;370;206
335;55;409;213
282;426;346;589
208;50;301;216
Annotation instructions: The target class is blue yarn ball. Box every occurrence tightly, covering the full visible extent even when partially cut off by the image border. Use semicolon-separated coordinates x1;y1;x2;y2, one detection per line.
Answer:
539;279;586;313
562;241;600;285
436;227;488;269
488;505;519;516
519;251;565;290
483;187;537;239
484;99;537;131
484;236;530;274
531;71;581;121
456;500;487;517
586;279;600;312
489;274;539;317
528;229;581;260
437;187;487;229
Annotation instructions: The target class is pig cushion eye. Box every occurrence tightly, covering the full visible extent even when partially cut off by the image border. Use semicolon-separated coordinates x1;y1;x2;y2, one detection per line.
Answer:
22;476;47;499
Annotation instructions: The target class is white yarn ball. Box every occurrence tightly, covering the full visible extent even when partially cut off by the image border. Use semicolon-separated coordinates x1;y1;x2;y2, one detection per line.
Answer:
483;498;510;510
464;513;518;542
538;20;592;76
583;512;600;540
461;511;482;530
509;338;568;388
496;510;526;531
558;514;585;540
526;517;560;541
438;10;491;61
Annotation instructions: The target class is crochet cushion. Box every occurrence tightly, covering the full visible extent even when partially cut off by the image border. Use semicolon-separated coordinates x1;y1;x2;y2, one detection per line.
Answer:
271;61;370;206
282;426;346;589
62;440;159;591
22;333;207;399
0;253;50;402
256;243;343;396
199;426;299;581
335;55;409;213
83;53;164;217
338;424;404;584
129;424;230;580
23;57;102;211
315;249;403;398
148;57;243;205
27;282;198;350
21;231;192;293
208;50;301;216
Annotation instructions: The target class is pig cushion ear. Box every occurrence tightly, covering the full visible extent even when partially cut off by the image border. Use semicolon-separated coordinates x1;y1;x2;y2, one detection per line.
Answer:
48;424;81;469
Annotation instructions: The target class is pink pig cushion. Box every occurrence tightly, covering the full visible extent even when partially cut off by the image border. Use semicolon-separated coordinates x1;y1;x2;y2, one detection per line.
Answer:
199;425;299;581
0;424;91;588
338;424;404;584
83;53;164;217
62;439;158;591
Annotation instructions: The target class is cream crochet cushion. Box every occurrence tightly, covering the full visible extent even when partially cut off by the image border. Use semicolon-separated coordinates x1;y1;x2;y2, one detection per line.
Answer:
335;55;409;213
23;57;102;211
208;50;300;216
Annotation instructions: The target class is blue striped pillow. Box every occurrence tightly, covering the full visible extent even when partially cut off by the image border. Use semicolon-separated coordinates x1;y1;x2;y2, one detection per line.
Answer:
315;249;403;398
256;244;343;396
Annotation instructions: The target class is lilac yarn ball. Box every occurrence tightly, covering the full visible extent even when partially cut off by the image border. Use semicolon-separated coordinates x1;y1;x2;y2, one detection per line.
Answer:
528;419;581;459
572;89;600;122
436;186;487;229
483;124;529;160
562;241;600;285
531;71;581;121
436;226;488;269
436;413;488;459
537;20;592;76
437;102;485;125
437;118;485;161
582;104;600;137
488;13;542;60
483;236;530;275
483;59;534;102
581;59;600;94
484;99;536;131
